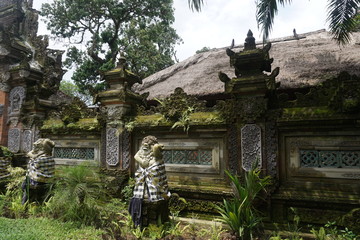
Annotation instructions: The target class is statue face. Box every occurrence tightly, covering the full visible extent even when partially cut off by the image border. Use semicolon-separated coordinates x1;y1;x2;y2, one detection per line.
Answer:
32;139;44;153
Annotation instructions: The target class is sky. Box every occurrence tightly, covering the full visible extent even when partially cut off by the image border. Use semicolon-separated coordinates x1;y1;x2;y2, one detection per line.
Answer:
32;0;328;78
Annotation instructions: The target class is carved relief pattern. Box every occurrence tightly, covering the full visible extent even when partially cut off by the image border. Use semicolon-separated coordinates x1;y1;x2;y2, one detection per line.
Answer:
8;128;20;153
22;130;32;153
236;97;267;123
121;129;131;169
265;121;278;178
241;124;262;171
106;127;119;166
9;86;25;114
228;124;239;174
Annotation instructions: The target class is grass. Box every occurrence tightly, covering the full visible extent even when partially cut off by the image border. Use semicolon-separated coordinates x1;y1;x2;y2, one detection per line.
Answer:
0;217;104;240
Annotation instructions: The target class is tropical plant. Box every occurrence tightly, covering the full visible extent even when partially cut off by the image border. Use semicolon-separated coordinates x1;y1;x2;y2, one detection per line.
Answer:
216;164;272;239
1;167;27;218
188;0;360;45
44;164;107;226
59;80;92;105
311;221;360;240
41;0;182;95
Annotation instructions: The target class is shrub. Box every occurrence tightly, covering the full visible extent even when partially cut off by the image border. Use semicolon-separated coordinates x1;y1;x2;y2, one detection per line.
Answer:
44;164;107;226
216;164;272;239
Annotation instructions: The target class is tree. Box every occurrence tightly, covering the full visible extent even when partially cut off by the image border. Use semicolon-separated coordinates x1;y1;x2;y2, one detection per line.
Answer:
188;0;360;45
42;0;182;95
59;80;93;105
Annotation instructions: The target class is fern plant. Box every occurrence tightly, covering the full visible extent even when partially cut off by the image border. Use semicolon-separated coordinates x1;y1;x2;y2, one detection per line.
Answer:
216;164;272;239
45;164;106;226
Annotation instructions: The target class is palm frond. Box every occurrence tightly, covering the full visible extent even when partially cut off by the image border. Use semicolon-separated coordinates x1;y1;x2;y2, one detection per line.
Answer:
327;0;360;45
188;0;204;12
256;0;292;41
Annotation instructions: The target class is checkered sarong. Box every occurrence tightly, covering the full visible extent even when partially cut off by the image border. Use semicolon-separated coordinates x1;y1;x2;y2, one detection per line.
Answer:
27;156;55;183
0;157;11;179
133;162;169;202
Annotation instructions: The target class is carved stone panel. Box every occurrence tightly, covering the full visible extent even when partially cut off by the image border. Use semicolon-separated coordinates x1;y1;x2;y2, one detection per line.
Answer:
228;124;239;174
9;86;25;113
241;124;262;171
22;130;32;153
8;128;20;153
8;86;25;126
106;127;119;166
236;97;267;123
121;129;131;169
265;121;278;178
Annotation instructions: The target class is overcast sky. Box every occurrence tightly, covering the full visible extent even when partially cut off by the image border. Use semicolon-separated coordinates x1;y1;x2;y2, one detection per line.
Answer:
32;0;328;75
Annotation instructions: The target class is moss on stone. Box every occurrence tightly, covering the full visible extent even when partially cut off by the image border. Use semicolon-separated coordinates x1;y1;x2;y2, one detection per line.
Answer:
41;118;100;134
189;111;225;125
281;106;335;120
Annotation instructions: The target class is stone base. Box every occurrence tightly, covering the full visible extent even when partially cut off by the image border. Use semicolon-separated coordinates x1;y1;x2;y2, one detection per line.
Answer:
142;199;169;227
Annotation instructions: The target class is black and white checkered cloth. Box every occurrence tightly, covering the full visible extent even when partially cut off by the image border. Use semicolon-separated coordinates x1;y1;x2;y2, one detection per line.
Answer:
27;156;55;183
0;158;11;179
133;161;169;202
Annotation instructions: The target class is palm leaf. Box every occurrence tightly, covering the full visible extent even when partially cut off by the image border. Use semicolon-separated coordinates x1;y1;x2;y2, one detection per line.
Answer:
188;0;204;12
327;0;360;45
256;0;293;41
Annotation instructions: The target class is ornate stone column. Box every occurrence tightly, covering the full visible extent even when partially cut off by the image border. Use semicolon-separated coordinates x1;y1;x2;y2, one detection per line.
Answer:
96;58;145;170
219;30;280;174
0;0;64;154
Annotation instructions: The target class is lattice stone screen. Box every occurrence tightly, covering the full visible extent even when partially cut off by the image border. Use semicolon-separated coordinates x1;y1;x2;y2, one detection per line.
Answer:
300;150;360;168
163;149;212;165
54;147;95;160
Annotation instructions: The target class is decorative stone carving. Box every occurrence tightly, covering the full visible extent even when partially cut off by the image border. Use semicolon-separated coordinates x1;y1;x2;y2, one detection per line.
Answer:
241;124;262;171
22;130;32;153
9;86;25;113
265;121;277;178
8;128;20;153
228;124;239;174
236;97;267;123
106;127;119;166
121;129;131;169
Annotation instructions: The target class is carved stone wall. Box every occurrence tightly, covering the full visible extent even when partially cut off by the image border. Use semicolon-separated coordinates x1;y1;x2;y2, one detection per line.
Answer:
8;128;20;153
228;124;239;174
22;129;32;153
121;129;131;169
265;121;278;178
241;124;262;171
106;127;119;166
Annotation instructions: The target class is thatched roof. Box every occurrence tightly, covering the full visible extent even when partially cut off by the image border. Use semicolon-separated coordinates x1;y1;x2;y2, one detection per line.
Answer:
133;30;360;99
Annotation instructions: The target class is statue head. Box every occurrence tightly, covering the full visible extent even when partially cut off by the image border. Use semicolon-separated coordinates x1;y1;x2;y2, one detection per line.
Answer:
31;138;55;157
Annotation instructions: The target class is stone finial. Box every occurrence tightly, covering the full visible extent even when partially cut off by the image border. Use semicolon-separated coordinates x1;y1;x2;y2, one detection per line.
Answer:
117;56;127;69
244;29;256;50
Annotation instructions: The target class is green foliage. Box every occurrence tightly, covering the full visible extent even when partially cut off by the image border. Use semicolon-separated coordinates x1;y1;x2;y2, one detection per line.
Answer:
155;87;205;122
59;80;92;105
311;221;359;240
196;46;211;54
120;177;135;203
255;0;359;44
44;164;107;226
0;217;104;240
41;0;182;95
0;146;14;158
1;167;27;218
216;165;272;239
188;0;359;44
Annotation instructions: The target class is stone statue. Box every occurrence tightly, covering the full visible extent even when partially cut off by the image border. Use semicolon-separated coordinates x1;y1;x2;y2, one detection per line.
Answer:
22;138;55;204
129;136;170;227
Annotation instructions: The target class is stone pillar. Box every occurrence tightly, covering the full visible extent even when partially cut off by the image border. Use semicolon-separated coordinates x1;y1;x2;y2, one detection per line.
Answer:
97;58;145;170
219;30;280;173
0;91;9;146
